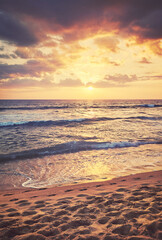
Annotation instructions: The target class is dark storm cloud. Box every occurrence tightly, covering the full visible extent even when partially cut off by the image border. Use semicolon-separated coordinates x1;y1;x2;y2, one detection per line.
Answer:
0;11;38;46
0;0;161;43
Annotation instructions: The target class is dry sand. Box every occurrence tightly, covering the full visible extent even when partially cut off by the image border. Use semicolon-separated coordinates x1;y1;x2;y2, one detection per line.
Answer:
0;170;161;240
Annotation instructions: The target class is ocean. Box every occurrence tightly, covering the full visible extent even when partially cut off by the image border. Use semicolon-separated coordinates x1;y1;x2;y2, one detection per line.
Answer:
0;99;161;189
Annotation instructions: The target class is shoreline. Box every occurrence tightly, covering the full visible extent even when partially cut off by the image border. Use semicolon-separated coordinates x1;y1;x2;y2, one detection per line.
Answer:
0;170;161;239
0;169;162;192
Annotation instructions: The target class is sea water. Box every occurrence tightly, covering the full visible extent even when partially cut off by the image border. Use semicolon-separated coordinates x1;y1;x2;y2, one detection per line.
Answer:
0;99;161;189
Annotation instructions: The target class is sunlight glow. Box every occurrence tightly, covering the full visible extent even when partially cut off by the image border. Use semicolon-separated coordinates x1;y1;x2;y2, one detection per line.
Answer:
88;86;93;91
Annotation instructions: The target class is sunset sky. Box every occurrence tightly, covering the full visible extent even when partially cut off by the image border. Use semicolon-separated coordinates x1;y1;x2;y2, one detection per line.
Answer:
0;0;161;99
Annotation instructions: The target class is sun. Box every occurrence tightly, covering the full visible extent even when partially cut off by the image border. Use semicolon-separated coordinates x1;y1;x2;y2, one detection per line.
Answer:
87;86;93;91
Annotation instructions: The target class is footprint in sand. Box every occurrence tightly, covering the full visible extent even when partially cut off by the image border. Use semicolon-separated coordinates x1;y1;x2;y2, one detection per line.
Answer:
33;203;46;209
3;225;33;239
98;216;110;224
134;177;141;180
57;199;71;205
0;204;8;207
0;219;18;228
77;194;88;197
55;210;69;217
61;219;92;231
111;193;124;199
116;188;128;192
15;200;31;207
96;184;103;188
24;219;37;225
112;224;132;236
35;200;46;204
20;202;31;207
111;218;126;225
40;215;55;223
23;190;33;193
10;198;19;202
22;210;37;216
79;188;88;191
8;212;21;217
30;196;38;198
38;228;60;237
3;193;13;196
32;214;44;220
110;182;117;185
65;189;74;192
6;208;17;212
16;200;29;204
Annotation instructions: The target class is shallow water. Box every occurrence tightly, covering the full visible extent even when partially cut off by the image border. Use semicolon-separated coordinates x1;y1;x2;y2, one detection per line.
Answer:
0;99;161;189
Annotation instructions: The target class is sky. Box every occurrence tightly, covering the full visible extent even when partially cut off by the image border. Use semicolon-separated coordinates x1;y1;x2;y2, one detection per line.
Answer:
0;0;162;99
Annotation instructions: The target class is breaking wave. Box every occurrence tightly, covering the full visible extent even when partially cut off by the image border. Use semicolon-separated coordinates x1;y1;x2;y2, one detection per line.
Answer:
0;104;161;112
0;116;161;128
0;140;161;163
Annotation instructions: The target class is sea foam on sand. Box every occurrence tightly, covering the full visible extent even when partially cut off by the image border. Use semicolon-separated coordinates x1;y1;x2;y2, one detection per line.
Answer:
0;170;161;240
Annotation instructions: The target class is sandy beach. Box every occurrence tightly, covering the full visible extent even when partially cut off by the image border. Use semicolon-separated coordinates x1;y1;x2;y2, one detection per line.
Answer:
0;170;161;240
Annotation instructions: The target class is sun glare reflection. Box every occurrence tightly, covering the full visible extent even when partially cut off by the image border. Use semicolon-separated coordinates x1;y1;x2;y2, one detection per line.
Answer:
88;86;93;91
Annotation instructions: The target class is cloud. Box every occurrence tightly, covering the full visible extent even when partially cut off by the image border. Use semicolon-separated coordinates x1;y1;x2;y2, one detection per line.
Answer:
104;74;137;84
0;0;161;93
0;57;63;79
0;78;54;88
86;74;138;88
130;9;162;40
148;40;162;56
94;36;119;52
138;57;152;64
57;78;83;87
140;75;162;81
0;11;38;46
0;77;84;89
0;54;12;59
101;58;120;66
0;60;58;79
14;47;45;59
0;0;161;45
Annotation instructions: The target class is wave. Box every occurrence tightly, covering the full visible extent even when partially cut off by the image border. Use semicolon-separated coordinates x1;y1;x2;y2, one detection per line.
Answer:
0;140;161;163
0;104;161;111
0;116;161;128
126;116;162;121
0;117;116;128
113;104;162;109
0;106;70;111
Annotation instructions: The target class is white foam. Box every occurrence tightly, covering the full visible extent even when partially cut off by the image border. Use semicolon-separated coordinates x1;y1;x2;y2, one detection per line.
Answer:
92;141;141;149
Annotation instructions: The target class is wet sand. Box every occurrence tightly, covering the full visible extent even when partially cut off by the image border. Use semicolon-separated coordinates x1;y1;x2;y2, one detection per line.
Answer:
0;170;161;240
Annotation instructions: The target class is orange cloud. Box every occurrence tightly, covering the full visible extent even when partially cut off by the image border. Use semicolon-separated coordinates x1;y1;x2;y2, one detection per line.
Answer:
138;57;152;64
94;36;120;52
